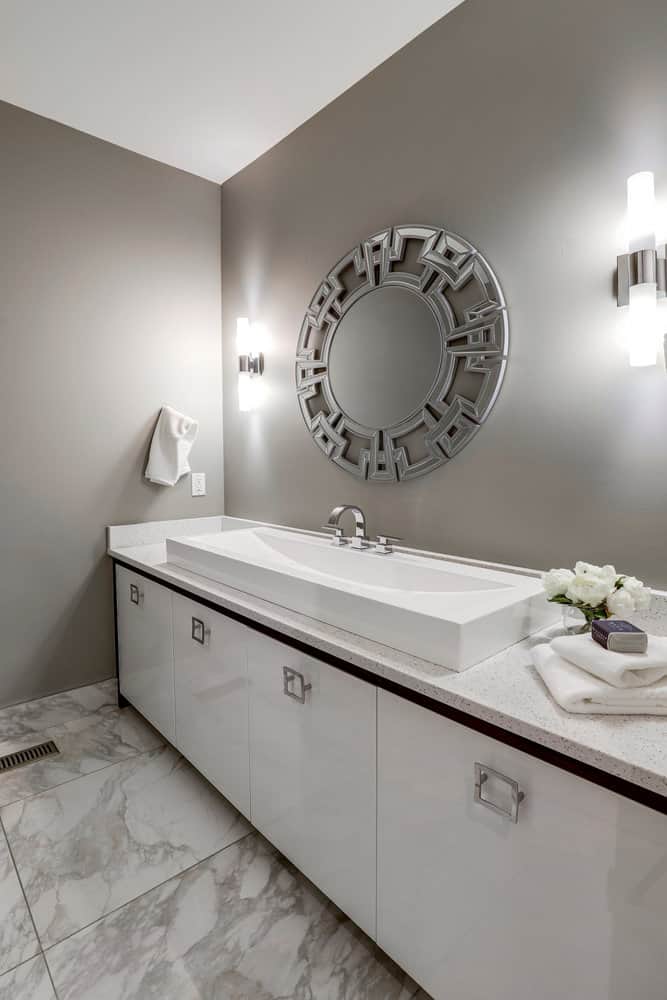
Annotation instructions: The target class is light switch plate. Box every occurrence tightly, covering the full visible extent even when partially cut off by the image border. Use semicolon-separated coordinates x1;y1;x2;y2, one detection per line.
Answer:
191;473;206;497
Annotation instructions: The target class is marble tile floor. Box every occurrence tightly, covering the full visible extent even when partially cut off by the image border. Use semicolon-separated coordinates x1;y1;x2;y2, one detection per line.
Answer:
0;681;430;999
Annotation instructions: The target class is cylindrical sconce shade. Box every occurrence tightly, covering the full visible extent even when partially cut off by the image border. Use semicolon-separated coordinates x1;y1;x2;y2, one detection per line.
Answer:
627;171;656;253
624;172;659;366
628;283;658;366
236;316;251;355
238;373;253;412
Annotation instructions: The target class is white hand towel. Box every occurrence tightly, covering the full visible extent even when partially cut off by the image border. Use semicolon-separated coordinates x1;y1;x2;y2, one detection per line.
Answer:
551;633;667;689
532;644;667;715
145;406;198;487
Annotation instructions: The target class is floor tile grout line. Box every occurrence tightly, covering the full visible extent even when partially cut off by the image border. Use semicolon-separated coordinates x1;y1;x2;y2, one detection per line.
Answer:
39;952;60;1000
40;826;256;956
40;950;63;999
0;737;166;812
0;814;61;999
0;953;55;993
0;814;42;956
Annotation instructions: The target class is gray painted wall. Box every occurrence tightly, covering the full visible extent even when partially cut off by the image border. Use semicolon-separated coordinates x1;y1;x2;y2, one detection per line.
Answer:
0;101;223;707
221;0;667;588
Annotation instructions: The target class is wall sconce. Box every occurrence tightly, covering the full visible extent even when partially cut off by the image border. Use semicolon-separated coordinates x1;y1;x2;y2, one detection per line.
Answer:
237;317;265;412
617;171;667;367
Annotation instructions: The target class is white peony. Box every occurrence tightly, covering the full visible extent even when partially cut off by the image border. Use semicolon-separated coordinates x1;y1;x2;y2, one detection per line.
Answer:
612;575;652;613
542;568;575;599
606;587;636;616
573;562;618;586
565;562;617;608
566;578;614;608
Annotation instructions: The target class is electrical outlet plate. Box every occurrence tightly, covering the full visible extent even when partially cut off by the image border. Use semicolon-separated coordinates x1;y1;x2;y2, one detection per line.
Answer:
191;472;206;497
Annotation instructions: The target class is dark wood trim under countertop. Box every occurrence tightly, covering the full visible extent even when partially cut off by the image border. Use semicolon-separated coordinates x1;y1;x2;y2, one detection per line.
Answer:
112;557;667;817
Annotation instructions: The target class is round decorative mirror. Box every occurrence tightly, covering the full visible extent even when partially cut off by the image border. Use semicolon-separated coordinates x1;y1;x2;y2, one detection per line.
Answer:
295;224;509;482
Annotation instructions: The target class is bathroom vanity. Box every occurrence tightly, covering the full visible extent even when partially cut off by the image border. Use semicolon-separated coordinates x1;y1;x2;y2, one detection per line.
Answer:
109;517;667;1000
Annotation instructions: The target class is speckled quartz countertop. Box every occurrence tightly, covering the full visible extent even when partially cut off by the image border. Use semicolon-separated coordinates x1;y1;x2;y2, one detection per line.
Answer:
108;517;667;802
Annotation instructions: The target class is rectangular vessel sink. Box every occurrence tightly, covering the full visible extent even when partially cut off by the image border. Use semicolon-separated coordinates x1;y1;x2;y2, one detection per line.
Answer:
166;527;558;672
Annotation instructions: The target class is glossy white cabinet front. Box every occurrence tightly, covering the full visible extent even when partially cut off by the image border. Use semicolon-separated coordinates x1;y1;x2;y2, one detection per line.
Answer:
173;594;250;816
377;689;667;1000
115;566;175;741
248;632;377;938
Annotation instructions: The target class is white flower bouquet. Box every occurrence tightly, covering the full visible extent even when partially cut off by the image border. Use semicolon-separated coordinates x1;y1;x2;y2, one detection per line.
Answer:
542;562;651;630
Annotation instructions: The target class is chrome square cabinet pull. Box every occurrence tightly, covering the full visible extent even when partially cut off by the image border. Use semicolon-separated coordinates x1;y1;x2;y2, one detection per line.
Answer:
474;762;525;823
191;617;208;645
129;584;141;606
282;666;312;704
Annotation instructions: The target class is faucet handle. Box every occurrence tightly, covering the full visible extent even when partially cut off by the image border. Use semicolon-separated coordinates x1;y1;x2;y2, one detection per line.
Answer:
321;524;348;546
375;534;402;554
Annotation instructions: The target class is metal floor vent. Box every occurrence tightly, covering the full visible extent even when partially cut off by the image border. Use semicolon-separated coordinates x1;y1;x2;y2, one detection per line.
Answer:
0;740;60;773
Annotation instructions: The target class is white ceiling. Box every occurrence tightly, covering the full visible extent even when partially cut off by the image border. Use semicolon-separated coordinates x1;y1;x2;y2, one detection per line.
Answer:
0;0;464;184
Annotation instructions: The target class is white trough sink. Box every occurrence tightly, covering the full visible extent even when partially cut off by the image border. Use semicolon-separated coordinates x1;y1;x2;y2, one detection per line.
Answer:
166;527;557;672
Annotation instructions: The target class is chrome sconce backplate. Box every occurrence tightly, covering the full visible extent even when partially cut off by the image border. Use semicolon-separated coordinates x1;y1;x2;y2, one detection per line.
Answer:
617;248;667;307
238;352;264;375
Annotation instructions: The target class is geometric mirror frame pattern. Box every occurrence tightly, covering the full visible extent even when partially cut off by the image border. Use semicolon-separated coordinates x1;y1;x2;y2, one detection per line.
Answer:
295;224;509;482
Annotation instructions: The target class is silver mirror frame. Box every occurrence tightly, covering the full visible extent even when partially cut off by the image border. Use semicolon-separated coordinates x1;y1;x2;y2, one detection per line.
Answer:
296;224;509;483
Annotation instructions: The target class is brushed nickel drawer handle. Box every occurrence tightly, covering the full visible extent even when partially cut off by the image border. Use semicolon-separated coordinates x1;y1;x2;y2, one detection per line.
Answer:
282;666;312;704
191;617;209;646
129;584;142;606
474;762;525;824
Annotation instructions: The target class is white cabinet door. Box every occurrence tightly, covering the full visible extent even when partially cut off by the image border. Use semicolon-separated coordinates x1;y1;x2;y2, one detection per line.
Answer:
173;594;250;817
115;566;175;741
378;689;667;1000
248;632;377;938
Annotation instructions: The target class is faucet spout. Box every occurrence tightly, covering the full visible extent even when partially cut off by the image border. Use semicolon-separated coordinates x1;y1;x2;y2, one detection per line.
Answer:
322;505;370;548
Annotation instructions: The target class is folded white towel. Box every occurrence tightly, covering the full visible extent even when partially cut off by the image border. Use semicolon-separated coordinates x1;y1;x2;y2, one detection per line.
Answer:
551;633;667;689
532;644;667;715
145;406;198;487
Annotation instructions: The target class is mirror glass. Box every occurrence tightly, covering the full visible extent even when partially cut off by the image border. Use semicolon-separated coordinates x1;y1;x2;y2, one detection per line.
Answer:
327;286;442;429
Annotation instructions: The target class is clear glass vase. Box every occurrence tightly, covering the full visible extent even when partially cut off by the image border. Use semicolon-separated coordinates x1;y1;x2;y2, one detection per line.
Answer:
560;606;609;635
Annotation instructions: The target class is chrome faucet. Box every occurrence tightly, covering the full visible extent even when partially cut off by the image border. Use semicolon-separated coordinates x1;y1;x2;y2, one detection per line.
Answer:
322;505;370;549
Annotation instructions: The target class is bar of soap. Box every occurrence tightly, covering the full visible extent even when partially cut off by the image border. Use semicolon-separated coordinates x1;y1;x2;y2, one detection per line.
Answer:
592;619;648;653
